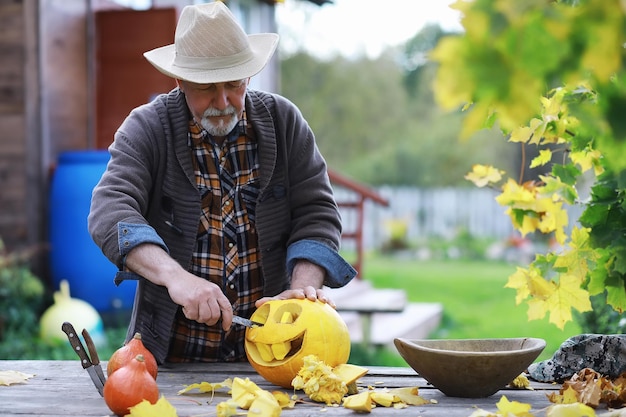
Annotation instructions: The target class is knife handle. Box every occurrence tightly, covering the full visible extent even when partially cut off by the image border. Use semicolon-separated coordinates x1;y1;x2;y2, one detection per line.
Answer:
81;328;100;365
62;322;92;369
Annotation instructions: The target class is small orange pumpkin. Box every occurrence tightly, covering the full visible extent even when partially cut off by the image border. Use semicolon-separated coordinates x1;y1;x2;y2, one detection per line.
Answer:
107;332;158;379
244;299;351;388
103;354;159;417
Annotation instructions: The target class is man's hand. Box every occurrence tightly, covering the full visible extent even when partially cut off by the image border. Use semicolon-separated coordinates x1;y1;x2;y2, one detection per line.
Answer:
169;272;234;329
255;260;335;308
126;243;233;330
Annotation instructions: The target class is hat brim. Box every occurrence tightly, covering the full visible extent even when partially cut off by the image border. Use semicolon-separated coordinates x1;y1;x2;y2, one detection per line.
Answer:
143;33;279;84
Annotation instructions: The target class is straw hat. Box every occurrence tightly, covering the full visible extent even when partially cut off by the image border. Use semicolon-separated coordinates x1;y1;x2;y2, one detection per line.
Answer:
144;1;279;84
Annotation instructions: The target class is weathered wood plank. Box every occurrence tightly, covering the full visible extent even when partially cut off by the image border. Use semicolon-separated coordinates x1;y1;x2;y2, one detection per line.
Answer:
0;360;560;417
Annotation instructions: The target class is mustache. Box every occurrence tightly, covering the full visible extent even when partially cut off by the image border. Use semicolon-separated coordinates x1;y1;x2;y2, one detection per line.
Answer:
203;106;237;117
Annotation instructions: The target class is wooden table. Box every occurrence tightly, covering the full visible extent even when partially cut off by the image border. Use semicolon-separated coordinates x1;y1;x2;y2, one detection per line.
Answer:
0;360;560;416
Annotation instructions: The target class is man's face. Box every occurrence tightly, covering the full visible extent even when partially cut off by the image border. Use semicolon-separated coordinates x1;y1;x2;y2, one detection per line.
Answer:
178;78;248;137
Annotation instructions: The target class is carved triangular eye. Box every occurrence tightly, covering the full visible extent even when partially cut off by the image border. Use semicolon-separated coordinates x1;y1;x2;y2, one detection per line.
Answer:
272;304;302;325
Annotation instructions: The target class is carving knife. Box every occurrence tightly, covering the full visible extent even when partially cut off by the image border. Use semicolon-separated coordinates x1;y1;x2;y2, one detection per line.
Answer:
81;328;107;386
232;315;263;328
61;322;105;396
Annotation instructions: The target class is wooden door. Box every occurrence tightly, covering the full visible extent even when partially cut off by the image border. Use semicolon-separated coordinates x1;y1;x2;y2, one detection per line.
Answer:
95;8;177;149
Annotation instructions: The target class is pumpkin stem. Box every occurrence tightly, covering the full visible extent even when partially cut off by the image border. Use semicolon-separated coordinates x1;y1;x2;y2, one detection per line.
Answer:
133;332;142;340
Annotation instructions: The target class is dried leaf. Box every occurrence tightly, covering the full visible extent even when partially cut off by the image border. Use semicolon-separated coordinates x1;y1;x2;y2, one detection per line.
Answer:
548;368;626;409
0;370;35;386
177;378;232;395
469;395;535;417
127;396;178;417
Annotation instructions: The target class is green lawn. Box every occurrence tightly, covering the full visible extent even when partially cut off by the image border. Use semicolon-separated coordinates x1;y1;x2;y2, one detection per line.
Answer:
358;254;582;364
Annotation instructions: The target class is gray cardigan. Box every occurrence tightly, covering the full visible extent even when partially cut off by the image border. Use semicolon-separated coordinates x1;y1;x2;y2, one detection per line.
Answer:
88;88;355;363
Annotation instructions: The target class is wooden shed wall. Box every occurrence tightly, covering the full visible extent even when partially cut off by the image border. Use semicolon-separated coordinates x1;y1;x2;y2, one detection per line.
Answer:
0;0;40;252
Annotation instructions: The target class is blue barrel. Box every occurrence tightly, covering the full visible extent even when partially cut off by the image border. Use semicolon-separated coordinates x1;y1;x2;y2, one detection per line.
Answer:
49;150;136;314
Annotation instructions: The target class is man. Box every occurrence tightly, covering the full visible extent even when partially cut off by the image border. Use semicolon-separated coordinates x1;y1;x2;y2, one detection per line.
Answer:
88;1;355;364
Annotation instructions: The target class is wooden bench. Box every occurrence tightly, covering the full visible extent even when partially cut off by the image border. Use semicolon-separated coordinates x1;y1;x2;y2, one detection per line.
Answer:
325;279;443;349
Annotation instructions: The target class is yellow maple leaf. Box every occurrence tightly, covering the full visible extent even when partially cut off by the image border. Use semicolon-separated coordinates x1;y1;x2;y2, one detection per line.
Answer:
465;164;505;187
496;395;534;416
506;267;533;304
569;149;602;175
516;211;542;237
548;386;580;405
510;118;546;145
509;123;535;144
177;378;232;395
0;370;35;386
496;179;537;210
525;268;555;301
506;265;554;305
536;199;568;244
553;227;594;281
469;395;536;417
527;274;592;329
127;396;178;417
530;149;553;168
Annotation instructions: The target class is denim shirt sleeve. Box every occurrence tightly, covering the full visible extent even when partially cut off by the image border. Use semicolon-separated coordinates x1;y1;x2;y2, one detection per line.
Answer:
114;222;169;285
286;239;356;288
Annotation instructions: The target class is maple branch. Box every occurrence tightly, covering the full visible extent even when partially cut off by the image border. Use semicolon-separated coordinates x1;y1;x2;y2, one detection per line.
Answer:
518;141;527;184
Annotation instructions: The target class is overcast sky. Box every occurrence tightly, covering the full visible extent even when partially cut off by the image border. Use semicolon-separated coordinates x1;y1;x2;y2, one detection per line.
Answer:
276;0;463;59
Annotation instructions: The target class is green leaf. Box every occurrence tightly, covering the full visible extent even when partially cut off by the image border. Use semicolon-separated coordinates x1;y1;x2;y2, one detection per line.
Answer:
586;252;609;295
605;274;626;313
579;204;609;228
551;163;581;186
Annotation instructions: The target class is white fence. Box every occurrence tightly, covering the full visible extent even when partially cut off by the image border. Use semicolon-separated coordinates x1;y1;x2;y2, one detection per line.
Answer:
333;186;585;251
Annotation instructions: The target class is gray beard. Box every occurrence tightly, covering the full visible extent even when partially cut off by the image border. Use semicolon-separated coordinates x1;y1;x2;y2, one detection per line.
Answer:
200;106;239;137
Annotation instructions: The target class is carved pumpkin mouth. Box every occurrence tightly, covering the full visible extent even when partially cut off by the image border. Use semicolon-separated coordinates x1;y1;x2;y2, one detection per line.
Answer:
245;303;306;363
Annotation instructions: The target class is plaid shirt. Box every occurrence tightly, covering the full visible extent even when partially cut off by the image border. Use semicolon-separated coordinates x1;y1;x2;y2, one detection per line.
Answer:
167;112;263;362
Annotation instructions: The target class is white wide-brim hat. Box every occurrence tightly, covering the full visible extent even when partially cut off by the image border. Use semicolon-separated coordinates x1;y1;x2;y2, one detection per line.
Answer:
144;1;279;84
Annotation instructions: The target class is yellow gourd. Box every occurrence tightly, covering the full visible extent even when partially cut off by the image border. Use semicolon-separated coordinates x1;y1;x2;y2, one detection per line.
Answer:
39;280;106;347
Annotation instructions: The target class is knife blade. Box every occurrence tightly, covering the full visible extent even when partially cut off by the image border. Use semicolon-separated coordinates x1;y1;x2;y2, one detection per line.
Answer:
232;315;263;328
81;328;107;386
61;322;105;396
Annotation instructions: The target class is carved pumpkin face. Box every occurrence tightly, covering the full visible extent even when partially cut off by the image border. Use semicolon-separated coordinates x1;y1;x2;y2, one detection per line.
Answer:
244;299;351;388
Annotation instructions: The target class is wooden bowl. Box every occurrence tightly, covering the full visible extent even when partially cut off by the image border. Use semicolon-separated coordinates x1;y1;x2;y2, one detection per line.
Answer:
394;337;546;398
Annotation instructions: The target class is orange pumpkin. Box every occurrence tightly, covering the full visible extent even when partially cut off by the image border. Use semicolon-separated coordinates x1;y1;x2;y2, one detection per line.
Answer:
103;354;159;417
107;332;158;379
244;299;351;388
